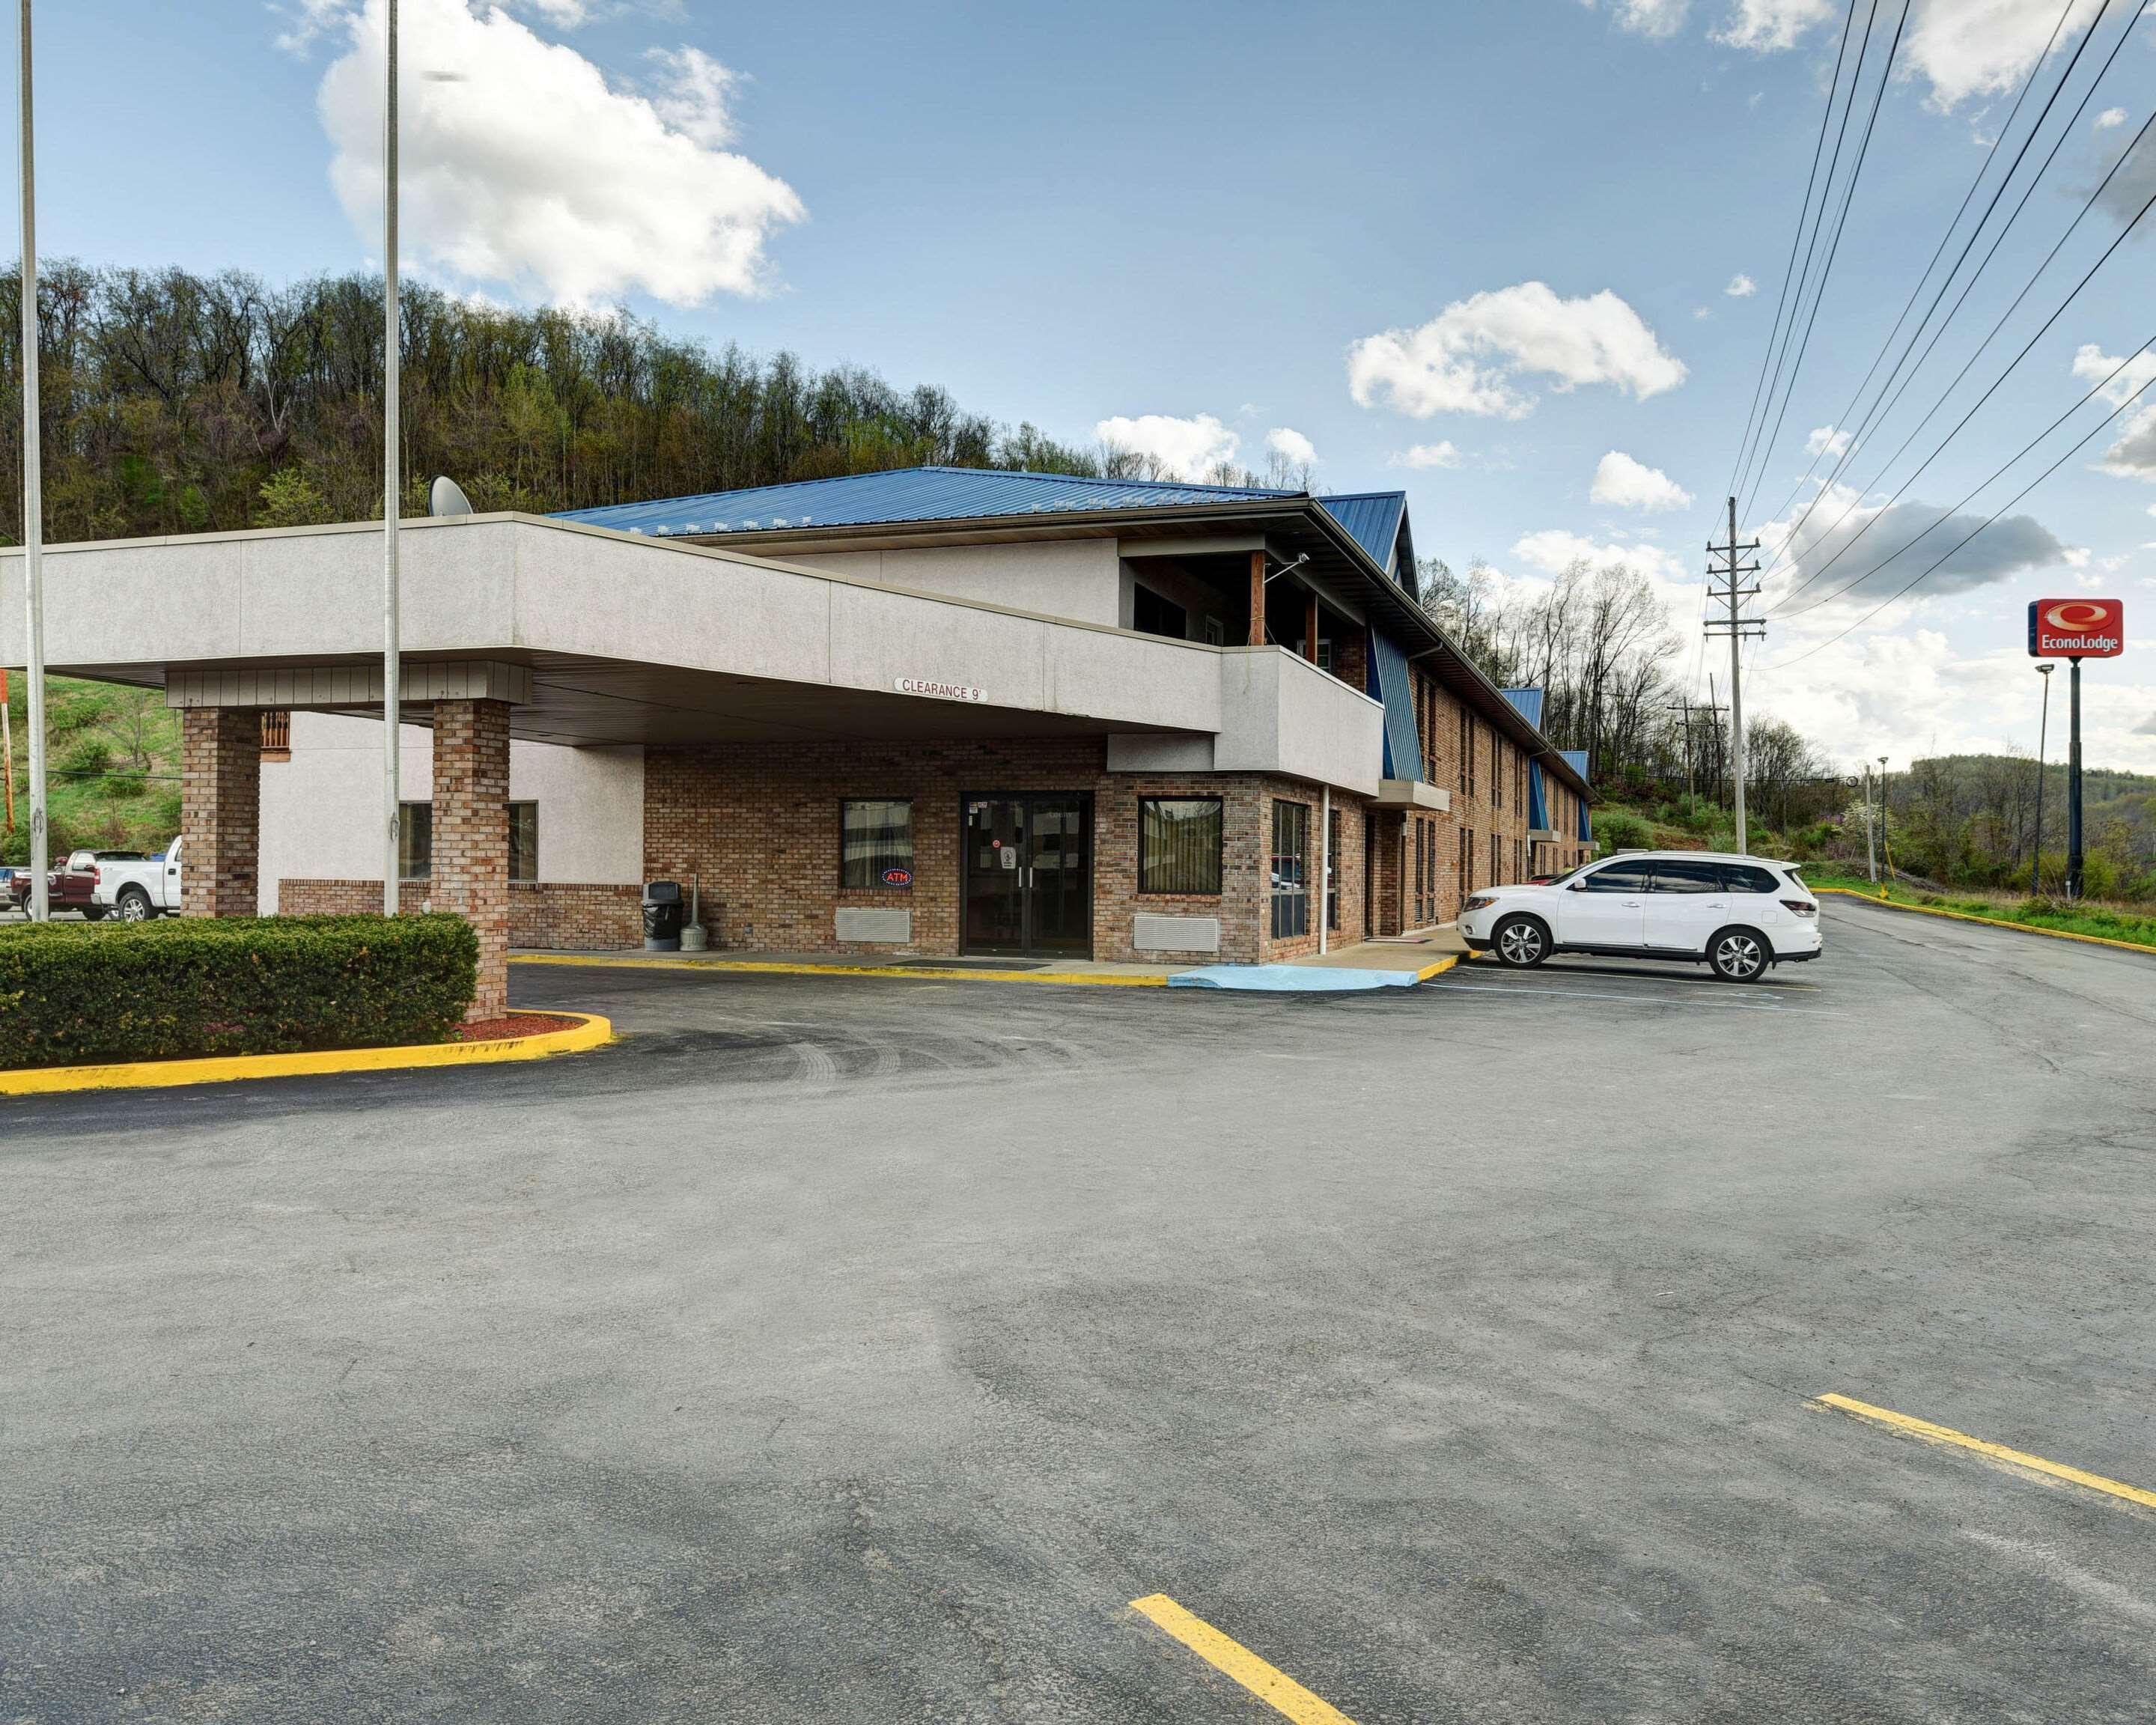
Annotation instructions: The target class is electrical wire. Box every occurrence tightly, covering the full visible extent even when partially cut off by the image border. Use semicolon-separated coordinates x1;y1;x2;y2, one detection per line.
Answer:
1726;0;1865;502
1759;356;2156;669
1747;0;2084;539
1756;0;2132;568
1738;0;1912;523
1764;106;2156;612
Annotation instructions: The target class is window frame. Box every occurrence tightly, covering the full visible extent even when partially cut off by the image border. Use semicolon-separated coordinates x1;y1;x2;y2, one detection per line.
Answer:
508;800;539;884
1131;583;1189;642
1137;796;1225;897
398;801;432;883
1269;799;1312;940
838;797;916;890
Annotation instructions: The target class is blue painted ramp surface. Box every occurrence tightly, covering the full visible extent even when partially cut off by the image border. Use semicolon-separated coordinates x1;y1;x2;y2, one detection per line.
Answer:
1168;965;1419;992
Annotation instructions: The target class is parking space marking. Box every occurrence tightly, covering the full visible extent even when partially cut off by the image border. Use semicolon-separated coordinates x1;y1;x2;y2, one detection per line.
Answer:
1128;1594;1359;1724
1818;1393;2156;1512
1426;981;1843;1016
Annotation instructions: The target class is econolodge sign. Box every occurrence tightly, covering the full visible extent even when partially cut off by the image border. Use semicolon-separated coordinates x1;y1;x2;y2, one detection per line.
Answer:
2027;597;2125;658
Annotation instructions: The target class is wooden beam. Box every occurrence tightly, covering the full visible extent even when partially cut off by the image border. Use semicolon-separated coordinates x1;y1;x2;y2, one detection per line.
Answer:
1247;550;1266;647
1303;591;1320;663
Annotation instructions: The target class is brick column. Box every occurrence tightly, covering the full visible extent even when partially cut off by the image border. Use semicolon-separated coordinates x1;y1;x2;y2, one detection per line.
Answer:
180;708;261;918
430;698;511;1022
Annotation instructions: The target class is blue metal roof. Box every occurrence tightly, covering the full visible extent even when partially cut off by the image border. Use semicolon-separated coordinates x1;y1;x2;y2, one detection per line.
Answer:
1559;749;1589;779
555;466;1297;539
1501;687;1546;730
554;466;1415;582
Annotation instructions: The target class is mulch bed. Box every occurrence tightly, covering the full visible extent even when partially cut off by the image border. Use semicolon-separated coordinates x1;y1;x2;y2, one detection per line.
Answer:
449;1012;582;1043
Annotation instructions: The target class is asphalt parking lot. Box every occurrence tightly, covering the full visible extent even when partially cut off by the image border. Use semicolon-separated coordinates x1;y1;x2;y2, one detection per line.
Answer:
5;895;2154;1722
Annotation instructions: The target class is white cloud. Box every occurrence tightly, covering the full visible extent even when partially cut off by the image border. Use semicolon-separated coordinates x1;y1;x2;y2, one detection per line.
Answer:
1713;0;1834;51
1693;305;1713;320
1725;273;1758;297
1578;0;1691;37
1901;0;2108;112
1590;450;1693;512
1389;441;1463;469
1512;529;1688;583
2097;106;2130;131
1264;427;1318;466
1094;413;1240;481
1348;282;1686;419
2071;343;2156;481
1804;424;1853;460
308;0;803;308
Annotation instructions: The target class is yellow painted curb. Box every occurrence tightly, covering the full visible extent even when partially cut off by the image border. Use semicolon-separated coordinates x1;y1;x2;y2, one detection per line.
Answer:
511;953;1172;987
1815;886;2156;957
1414;955;1460;982
0;1011;613;1098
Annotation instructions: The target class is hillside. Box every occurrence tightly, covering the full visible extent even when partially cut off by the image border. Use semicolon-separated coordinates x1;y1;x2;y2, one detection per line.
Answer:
2;675;180;866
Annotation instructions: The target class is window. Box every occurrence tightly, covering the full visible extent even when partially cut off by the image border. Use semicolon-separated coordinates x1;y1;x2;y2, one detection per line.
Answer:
1493;740;1504;809
1721;862;1780;895
1460;826;1473;896
259;710;291;761
1462;713;1476;798
1139;797;1222;895
508;801;538;883
841;799;914;888
1327;806;1343;931
1490;831;1502;886
1514;838;1524;883
1579;861;1650;893
1270;800;1311;940
1202;615;1225;646
398;802;431;881
1651;859;1723;894
1132;585;1188;640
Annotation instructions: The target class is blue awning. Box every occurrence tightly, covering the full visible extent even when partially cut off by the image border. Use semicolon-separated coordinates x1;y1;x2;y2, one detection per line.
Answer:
1527;759;1548;830
1368;630;1422;782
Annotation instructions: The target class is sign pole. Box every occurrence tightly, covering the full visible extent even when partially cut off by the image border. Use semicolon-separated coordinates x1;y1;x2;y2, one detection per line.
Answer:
2030;663;2051;895
16;0;45;920
2066;657;2083;901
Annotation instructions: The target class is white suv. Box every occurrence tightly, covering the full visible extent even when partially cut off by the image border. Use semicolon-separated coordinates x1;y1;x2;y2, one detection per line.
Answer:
1455;851;1822;982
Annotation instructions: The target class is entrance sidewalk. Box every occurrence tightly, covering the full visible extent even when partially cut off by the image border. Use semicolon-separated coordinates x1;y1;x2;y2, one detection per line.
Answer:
1288;925;1467;974
510;949;1190;987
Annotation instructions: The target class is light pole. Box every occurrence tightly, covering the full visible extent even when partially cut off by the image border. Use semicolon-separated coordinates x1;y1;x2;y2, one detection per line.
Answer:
2030;663;2053;895
1877;755;1890;882
16;0;45;920
1861;764;1877;884
381;0;401;916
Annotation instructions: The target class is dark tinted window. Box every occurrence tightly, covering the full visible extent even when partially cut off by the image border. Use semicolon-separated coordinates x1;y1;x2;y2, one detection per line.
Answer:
1721;863;1779;895
1651;860;1725;894
1579;862;1649;893
1132;585;1188;640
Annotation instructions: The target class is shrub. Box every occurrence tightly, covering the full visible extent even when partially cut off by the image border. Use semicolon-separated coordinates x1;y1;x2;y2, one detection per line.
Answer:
1595;809;1653;853
0;914;476;1070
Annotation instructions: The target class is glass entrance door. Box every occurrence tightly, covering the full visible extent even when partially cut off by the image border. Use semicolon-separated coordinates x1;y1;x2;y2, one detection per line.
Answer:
963;794;1092;955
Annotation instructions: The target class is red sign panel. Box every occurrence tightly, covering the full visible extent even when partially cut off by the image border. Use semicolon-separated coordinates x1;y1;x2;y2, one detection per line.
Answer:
2027;597;2125;658
880;866;913;887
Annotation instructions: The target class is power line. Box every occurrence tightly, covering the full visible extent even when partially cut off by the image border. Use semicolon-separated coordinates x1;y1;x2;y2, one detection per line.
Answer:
1764;118;2156;614
1759;357;2156;669
1775;333;2154;625
1725;0;1863;502
1738;0;1912;523
1756;0;2133;568
1746;0;2085;538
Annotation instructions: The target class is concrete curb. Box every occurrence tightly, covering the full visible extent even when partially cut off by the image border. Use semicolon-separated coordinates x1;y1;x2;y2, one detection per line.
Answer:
1815;886;2156;958
0;1012;614;1098
511;954;1172;988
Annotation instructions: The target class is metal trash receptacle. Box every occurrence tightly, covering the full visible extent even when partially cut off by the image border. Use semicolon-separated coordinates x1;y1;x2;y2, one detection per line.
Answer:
642;880;683;951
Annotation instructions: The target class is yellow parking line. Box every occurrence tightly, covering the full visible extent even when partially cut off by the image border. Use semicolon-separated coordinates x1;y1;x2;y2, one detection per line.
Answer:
1128;1594;1359;1724
1818;1393;2156;1511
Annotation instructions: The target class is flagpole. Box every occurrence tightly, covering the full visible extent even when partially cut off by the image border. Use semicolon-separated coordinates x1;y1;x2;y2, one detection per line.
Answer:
381;0;401;916
18;0;46;921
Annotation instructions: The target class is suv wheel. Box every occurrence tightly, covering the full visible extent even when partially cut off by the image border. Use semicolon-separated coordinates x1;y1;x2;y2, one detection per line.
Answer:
1493;914;1550;969
1708;927;1768;982
116;886;154;922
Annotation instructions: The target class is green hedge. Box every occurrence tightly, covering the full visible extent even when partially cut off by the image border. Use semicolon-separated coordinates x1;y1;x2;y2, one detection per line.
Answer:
0;914;477;1070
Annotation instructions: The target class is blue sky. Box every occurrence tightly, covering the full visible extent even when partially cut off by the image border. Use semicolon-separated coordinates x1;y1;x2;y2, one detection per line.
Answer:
22;0;2156;768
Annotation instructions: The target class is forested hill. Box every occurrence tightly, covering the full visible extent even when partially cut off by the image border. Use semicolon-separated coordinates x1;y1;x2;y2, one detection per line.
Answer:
0;263;1116;545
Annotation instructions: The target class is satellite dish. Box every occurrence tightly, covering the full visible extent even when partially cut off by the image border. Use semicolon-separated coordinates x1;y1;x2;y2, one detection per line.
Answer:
429;475;475;517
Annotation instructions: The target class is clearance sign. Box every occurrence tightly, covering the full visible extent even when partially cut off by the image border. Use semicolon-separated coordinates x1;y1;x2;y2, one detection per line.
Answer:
2026;597;2125;658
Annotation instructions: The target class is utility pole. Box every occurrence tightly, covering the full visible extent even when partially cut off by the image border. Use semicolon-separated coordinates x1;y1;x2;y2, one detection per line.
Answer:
16;0;44;920
381;0;402;916
1877;755;1891;880
1861;764;1878;883
1701;676;1729;811
1704;497;1764;854
2031;663;2052;895
1665;699;1696;804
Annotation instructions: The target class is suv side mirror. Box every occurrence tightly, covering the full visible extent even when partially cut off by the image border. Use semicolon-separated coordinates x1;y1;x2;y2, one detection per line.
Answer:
1565;880;1588;892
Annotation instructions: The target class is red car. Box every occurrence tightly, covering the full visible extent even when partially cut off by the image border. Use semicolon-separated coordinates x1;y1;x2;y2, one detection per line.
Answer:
7;849;147;919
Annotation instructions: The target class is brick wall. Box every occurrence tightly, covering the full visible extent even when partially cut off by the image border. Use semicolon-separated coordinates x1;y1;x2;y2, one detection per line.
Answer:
277;879;383;917
430;699;511;1020
180;708;261;919
642;737;1368;964
511;882;642;949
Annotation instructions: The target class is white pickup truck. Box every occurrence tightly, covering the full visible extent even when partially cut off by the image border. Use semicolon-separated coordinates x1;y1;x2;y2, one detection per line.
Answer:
91;836;186;922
